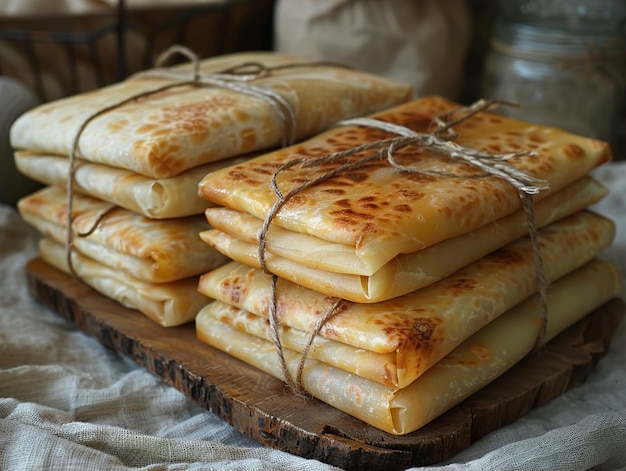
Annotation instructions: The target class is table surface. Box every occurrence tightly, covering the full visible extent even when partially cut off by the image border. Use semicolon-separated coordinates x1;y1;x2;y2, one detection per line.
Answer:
1;161;625;471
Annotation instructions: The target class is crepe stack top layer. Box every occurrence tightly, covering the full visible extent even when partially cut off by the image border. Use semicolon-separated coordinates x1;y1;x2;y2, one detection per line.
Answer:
9;51;413;179
11;51;411;219
193;95;621;434
198;96;612;302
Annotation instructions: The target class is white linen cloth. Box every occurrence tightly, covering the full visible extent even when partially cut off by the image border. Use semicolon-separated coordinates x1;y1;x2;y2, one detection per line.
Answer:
1;161;625;471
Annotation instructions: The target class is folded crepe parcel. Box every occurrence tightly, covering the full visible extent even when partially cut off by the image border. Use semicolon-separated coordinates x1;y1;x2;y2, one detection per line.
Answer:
17;185;225;327
193;95;621;434
197;96;612;302
196;258;621;435
14;152;250;219
10;51;412;218
200;175;606;302
198;211;616;389
17;186;227;283
39;237;206;327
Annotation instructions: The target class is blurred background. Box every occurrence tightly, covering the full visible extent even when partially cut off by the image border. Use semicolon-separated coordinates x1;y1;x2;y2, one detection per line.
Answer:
0;0;624;205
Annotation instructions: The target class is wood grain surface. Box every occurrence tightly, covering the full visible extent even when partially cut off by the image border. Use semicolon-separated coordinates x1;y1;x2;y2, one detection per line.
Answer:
25;258;625;471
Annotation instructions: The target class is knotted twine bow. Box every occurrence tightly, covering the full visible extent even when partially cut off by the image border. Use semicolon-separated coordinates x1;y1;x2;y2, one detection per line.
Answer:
258;99;551;397
64;45;332;279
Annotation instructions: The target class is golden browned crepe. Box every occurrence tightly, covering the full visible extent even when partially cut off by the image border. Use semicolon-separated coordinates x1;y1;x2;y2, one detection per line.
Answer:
18;186;227;283
200;176;606;302
197;96;611;285
198;210;615;388
10;51;413;179
14;152;251;219
39;238;205;327
196;259;621;434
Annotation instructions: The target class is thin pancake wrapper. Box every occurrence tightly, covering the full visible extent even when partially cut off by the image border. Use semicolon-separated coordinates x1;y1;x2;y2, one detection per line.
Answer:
196;259;621;434
14;151;250;218
10;51;412;179
18;186;227;283
201;176;606;302
197;96;611;281
198;210;615;388
39;238;205;327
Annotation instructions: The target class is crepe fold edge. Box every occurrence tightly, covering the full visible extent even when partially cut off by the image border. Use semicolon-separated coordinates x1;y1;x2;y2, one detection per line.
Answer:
14;152;252;219
205;176;607;276
38;238;205;327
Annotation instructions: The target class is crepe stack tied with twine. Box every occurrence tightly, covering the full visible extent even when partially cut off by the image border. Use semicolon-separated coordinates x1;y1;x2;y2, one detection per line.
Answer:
11;49;412;219
194;96;622;435
12;49;413;327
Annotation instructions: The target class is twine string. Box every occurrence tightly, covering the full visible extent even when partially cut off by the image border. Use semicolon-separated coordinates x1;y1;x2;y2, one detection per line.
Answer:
64;78;199;278
295;297;345;388
266;274;345;397
259;99;551;395
521;191;549;351
266;274;301;394
432;98;519;139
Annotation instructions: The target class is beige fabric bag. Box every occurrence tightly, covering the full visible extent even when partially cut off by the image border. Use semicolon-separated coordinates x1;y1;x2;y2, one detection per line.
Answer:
274;0;471;99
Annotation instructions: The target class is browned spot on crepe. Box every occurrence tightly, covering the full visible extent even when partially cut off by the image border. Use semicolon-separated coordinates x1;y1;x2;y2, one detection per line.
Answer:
378;314;444;356
107;119;130;133
563;143;585;159
471;345;490;361
221;274;246;304
240;127;257;148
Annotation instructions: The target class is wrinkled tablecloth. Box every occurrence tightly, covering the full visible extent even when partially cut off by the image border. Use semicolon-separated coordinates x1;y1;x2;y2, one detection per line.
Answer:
1;161;625;471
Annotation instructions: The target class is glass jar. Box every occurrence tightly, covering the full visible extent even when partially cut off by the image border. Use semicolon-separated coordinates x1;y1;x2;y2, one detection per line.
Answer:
496;0;626;32
482;1;626;142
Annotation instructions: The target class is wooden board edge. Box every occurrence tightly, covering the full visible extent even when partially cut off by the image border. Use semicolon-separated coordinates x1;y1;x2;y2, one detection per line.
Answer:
25;258;626;470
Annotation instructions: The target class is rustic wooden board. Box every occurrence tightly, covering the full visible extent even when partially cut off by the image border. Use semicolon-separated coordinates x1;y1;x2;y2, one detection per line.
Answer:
26;257;625;471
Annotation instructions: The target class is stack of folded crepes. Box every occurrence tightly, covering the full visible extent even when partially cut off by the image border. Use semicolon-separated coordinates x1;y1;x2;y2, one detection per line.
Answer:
11;51;413;326
194;96;622;434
